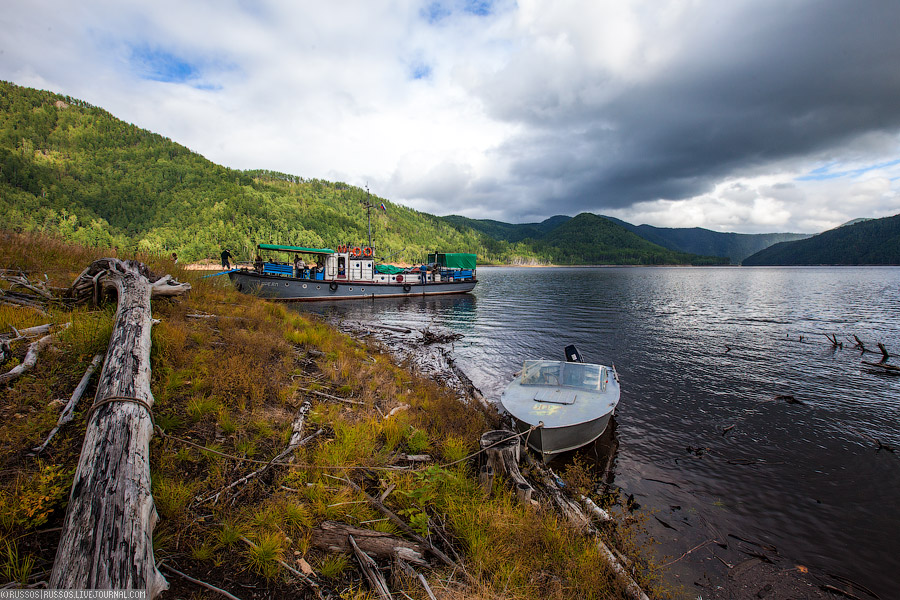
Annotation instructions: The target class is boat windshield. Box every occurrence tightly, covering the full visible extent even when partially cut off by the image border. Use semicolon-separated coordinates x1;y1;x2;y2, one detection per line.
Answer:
520;360;606;392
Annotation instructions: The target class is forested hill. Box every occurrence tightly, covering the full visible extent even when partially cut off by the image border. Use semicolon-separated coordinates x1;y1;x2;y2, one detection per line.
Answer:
0;80;723;265
441;214;571;243
602;217;811;265
742;213;900;265
0;81;517;263
534;213;727;265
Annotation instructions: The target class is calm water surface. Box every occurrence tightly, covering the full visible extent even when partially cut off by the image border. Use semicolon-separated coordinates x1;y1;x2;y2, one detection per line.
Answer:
306;266;900;597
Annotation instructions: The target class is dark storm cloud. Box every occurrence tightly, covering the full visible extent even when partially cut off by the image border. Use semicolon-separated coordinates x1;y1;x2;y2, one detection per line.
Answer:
480;1;900;214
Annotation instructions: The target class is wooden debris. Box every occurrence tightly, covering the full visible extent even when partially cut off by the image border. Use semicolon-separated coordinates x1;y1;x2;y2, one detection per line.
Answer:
394;558;438;600
349;534;393;600
160;564;242;600
343;478;470;581
862;361;900;375
479;430;538;505
50;258;189;597
0;323;70;385
198;400;315;504
419;327;463;345
312;521;427;567
32;353;104;454
824;333;843;348
296;386;365;406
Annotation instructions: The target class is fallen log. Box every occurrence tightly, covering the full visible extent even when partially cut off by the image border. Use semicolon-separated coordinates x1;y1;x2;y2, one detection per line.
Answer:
50;258;189;596
312;521;428;567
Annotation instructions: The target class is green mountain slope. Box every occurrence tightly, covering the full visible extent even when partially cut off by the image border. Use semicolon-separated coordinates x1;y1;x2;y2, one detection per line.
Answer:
742;213;900;265
441;214;571;243
603;217;811;264
0;81;521;263
535;213;727;265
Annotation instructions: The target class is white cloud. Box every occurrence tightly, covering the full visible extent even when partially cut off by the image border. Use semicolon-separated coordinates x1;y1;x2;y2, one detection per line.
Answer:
2;0;900;233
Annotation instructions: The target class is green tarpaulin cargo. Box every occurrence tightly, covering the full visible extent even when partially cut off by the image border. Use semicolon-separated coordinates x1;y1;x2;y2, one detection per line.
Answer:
427;253;477;270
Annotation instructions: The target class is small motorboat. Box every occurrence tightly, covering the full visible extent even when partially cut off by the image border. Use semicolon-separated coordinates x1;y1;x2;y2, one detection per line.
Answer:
500;345;620;459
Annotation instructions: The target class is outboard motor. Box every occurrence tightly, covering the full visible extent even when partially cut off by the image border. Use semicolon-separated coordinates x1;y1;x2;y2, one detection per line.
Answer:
564;344;584;363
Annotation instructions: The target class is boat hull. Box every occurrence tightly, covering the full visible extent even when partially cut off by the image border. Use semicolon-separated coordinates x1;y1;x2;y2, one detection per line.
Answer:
228;270;476;301
509;411;614;458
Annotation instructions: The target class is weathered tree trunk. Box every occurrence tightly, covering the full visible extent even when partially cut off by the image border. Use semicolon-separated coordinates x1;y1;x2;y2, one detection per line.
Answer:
50;259;189;596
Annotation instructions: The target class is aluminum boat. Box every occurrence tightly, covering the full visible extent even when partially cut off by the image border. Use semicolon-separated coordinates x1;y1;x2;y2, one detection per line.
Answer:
500;345;620;459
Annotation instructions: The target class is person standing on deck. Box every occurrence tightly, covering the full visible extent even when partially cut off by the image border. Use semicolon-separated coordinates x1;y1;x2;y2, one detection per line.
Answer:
221;248;233;270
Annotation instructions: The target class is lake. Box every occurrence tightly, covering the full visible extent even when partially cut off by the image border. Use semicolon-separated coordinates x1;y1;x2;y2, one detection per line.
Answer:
304;266;900;597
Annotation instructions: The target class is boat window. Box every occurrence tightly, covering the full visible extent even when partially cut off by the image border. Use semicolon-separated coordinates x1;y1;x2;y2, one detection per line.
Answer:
520;361;606;391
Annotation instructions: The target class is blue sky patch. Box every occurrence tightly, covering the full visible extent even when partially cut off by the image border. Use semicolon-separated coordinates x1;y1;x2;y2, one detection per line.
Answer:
423;0;493;23
411;62;432;80
797;158;900;181
129;45;200;84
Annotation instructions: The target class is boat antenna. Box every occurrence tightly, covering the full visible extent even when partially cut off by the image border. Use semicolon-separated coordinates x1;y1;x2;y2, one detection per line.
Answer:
361;184;374;250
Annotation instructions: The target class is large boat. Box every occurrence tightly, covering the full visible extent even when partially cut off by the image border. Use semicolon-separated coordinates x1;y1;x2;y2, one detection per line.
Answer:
227;243;477;301
500;345;620;460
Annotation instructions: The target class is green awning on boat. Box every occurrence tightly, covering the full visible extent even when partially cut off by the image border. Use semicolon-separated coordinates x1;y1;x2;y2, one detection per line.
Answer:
258;243;334;254
428;253;477;269
375;264;406;275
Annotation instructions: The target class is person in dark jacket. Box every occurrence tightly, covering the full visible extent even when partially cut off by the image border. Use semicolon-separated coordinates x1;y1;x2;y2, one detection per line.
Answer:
221;248;233;270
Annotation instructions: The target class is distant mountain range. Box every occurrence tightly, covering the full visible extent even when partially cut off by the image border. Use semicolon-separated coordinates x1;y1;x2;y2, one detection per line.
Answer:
742;214;900;265
441;214;814;265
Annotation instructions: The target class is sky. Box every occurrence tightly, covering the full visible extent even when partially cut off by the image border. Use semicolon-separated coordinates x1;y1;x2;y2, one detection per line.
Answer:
2;0;900;234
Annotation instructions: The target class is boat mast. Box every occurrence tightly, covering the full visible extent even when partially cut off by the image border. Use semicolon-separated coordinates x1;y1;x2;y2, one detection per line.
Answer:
361;184;374;250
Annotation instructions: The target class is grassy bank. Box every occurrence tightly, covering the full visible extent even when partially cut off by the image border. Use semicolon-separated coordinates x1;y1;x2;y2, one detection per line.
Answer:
0;231;671;599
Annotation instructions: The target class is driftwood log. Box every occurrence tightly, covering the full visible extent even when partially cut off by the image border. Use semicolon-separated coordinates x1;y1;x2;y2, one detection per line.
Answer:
50;259;190;596
312;521;428;567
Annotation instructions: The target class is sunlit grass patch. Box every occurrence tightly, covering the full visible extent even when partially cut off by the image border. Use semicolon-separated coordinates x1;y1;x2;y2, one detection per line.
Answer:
244;530;284;580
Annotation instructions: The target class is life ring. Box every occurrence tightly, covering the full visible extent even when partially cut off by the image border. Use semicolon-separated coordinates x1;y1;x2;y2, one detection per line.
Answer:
352;247;361;257
329;282;339;291
396;275;403;283
363;247;373;257
402;283;411;293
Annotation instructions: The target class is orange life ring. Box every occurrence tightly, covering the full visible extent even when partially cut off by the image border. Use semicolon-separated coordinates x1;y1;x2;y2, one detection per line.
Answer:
352;247;361;257
363;247;373;257
337;245;348;253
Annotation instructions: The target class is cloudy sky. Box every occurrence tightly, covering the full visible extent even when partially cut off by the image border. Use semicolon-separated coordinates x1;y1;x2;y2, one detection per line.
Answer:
3;0;900;233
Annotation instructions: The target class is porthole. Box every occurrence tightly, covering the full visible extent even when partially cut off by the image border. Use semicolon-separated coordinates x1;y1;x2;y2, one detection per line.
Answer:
302;284;307;289
284;283;289;287
316;285;321;289
349;287;353;291
361;288;365;292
